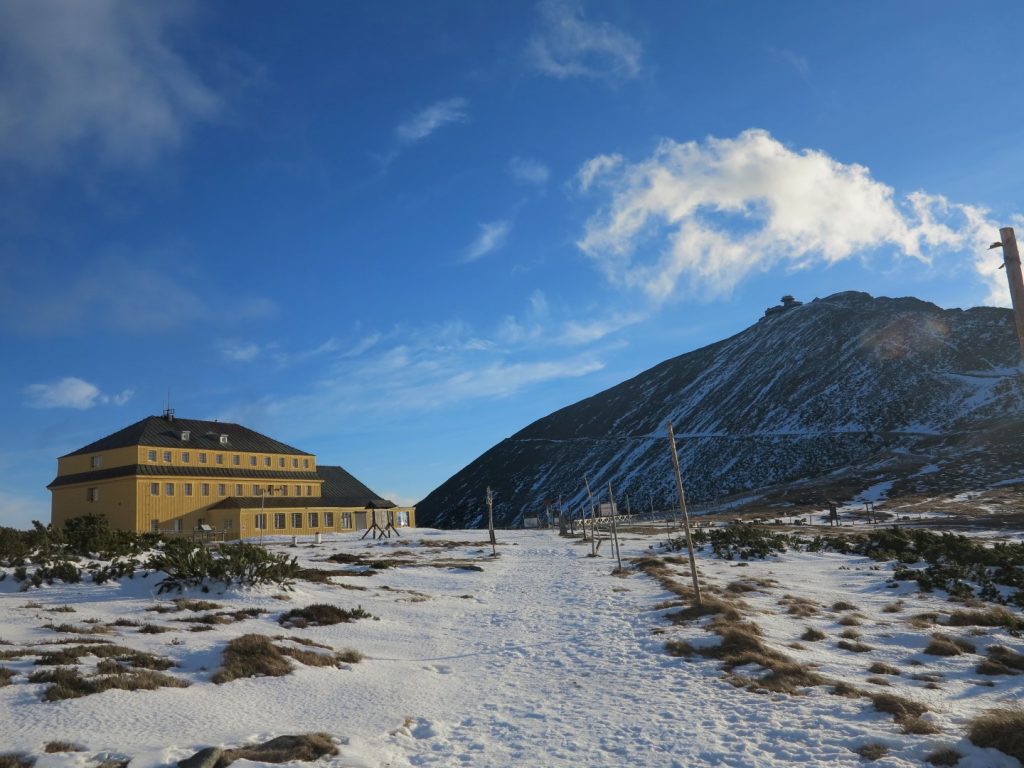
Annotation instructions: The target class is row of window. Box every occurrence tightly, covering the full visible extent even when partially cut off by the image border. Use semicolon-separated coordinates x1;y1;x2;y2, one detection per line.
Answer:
142;450;311;469
148;482;315;497
253;511;350;530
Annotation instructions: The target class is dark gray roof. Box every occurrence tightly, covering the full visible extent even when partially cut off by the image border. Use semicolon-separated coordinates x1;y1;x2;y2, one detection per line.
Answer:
317;465;395;508
62;415;312;458
48;464;320;489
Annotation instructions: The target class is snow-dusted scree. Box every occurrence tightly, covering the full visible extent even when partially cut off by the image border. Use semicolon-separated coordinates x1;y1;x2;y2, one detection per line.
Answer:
1;526;1023;767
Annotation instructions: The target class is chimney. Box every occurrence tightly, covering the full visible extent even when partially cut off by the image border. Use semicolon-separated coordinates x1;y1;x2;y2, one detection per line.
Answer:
996;227;1024;363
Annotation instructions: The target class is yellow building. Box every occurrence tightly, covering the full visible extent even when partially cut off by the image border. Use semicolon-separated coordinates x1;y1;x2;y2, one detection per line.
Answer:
48;411;414;537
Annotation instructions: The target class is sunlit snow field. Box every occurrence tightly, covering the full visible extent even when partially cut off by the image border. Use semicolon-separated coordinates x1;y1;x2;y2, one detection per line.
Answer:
2;527;1022;767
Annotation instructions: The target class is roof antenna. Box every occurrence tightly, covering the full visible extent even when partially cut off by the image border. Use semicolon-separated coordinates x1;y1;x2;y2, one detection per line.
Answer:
163;389;174;422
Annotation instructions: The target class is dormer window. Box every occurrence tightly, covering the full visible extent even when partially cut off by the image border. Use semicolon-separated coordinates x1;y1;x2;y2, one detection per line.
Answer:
181;430;190;441
219;434;229;445
90;455;102;468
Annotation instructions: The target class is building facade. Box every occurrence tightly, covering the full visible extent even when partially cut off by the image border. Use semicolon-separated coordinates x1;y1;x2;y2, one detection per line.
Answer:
48;411;414;536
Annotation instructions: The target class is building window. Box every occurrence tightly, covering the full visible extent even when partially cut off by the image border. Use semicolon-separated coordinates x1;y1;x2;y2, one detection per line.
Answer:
201;483;210;496
291;512;302;528
396;511;410;527
87;487;99;502
90;455;102;468
246;456;255;466
304;485;311;496
253;484;261;495
292;458;298;468
173;519;182;532
324;511;334;527
218;483;226;496
148;449;157;462
181;430;190;442
199;453;207;464
255;513;267;530
303;459;309;468
184;483;193;496
150;520;159;532
163;451;172;462
264;456;271;467
274;513;286;529
215;454;223;465
294;485;301;496
277;457;284;467
165;483;174;496
224;519;233;529
182;452;190;463
220;434;229;445
233;455;240;465
308;512;319;528
150;482;159;496
235;484;243;496
341;512;352;529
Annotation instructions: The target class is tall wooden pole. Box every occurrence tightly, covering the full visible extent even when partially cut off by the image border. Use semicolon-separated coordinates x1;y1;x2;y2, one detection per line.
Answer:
996;227;1024;362
607;481;622;571
584;472;597;556
667;421;702;606
486;486;496;554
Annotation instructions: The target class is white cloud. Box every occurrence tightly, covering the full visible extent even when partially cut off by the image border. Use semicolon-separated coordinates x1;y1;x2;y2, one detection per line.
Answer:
465;220;511;262
24;377;133;409
508;156;550;185
527;0;642;82
0;1;218;168
221;342;262;363
575;153;622;192
395;97;468;144
577;129;1005;305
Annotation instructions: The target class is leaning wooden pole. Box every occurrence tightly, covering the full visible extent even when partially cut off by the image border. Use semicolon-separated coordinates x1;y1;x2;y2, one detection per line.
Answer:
486;486;496;554
607;481;623;571
667;421;702;606
995;227;1024;363
584;472;598;556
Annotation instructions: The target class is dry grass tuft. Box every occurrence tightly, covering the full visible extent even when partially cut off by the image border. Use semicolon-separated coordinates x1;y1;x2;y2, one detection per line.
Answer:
43;743;83;753
852;743;888;761
947;606;1021;632
837;640;873;653
839;628;862;640
882;601;904;613
868;662;900;676
801;627;826;642
0;754;35;768
221;733;338;765
831;601;857;612
667;596;741;624
0;667;14;686
865;676;890;686
336;648;363;664
837;614;862;627
968;707;1024;762
924;633;975;657
901;715;941;735
832;681;865;698
30;666;187;701
870;692;928;726
779;595;819;618
212;635;292;684
924;746;961;766
34;644;173;670
976;645;1024;676
278;604;373;628
664;639;696;657
138;624;172;635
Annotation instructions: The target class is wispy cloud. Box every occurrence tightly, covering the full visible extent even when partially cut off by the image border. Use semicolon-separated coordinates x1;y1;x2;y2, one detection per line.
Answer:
395;97;468;144
577;129;1007;305
527;0;643;82
1;254;275;336
0;1;219;169
24;377;133;409
464;220;511;262
220;342;263;363
507;156;550;185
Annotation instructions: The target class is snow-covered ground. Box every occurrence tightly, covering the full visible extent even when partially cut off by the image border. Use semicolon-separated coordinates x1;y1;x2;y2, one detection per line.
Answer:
1;528;1021;767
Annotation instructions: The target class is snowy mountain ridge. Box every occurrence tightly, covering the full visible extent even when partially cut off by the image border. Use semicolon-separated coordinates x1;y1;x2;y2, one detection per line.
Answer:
416;291;1024;528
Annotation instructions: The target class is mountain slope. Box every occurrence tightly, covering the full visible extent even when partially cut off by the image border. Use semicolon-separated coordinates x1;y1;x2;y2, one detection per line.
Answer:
417;292;1024;528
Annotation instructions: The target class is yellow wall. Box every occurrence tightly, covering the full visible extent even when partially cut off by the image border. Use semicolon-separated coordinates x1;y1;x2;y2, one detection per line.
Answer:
57;446;139;477
134;445;317;477
51;476;138;531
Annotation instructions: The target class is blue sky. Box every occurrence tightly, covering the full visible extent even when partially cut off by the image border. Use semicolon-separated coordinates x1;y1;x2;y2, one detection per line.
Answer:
2;0;1022;527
